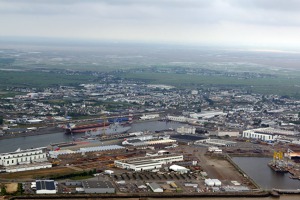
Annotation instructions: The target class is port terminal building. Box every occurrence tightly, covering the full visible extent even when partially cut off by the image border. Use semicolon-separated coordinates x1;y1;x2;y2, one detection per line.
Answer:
114;154;183;171
242;127;297;141
195;138;236;147
0;147;48;167
0;147;51;172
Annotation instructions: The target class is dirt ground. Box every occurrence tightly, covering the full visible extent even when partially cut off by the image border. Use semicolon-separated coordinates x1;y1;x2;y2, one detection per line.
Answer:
180;145;251;186
4;183;18;193
0;167;76;180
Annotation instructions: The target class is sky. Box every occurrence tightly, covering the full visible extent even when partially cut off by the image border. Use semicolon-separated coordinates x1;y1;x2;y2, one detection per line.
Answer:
1;0;300;49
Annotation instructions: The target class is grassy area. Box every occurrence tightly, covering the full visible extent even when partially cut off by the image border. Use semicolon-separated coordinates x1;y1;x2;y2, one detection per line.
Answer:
69;175;94;180
0;91;25;98
0;70;92;89
121;72;300;97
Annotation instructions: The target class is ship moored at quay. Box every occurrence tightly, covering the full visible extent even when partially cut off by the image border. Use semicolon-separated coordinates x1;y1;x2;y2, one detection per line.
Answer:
64;116;132;134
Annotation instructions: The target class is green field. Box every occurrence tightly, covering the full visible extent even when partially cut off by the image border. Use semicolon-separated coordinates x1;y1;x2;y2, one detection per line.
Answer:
1;67;300;98
0;70;92;89
120;72;300;98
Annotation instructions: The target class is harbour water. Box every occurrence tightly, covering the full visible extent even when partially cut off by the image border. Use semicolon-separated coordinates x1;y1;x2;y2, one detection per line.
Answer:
232;157;300;189
0;121;183;153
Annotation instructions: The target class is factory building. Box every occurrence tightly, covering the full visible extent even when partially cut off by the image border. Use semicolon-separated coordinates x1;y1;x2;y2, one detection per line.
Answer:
140;114;160;120
122;135;176;147
176;126;196;134
114;154;184;171
147;182;163;192
169;164;190;174
195;138;236;147
0;147;47;167
242;128;296;141
82;181;115;193
36;180;57;194
166;115;187;122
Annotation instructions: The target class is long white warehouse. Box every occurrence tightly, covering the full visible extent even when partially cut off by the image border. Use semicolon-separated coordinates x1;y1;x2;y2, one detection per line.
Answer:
0;147;47;167
114;154;183;171
242;127;297;141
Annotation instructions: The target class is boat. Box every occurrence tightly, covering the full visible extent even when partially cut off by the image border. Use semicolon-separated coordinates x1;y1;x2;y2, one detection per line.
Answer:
85;123;131;137
65;122;110;134
268;162;288;173
268;151;288;173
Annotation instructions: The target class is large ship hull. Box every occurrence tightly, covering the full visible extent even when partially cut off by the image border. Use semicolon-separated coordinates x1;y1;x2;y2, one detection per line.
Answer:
65;122;110;134
85;124;131;136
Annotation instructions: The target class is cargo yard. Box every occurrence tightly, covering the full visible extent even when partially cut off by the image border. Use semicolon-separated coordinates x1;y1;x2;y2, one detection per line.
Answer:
1;121;300;198
0;130;297;194
1;70;300;198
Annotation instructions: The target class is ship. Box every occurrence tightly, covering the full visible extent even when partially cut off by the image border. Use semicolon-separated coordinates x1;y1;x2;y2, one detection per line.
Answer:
64;115;132;134
268;151;288;173
65;121;110;134
268;162;288;173
85;123;131;137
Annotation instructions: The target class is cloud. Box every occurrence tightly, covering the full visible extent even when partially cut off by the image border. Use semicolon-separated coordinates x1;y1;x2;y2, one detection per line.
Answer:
0;0;299;48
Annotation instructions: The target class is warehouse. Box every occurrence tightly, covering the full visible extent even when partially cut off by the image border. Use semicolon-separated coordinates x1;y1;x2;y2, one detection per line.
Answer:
147;182;163;192
0;147;47;167
114;154;183;171
169;164;190;174
242;127;296;141
195;138;236;147
36;180;57;194
82;181;115;193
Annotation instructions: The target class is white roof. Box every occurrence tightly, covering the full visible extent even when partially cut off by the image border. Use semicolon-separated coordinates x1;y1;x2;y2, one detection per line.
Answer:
169;164;189;171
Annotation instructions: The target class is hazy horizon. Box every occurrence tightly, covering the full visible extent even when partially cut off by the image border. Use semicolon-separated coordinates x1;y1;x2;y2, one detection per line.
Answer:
1;0;300;50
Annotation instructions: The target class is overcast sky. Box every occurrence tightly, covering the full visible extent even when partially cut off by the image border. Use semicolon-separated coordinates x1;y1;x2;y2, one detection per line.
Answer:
1;0;300;49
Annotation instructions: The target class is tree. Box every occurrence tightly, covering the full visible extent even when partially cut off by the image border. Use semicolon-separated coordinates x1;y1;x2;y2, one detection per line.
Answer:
1;185;7;195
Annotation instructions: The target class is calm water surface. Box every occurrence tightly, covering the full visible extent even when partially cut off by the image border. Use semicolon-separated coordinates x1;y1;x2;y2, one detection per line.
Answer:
232;157;300;189
0;121;183;153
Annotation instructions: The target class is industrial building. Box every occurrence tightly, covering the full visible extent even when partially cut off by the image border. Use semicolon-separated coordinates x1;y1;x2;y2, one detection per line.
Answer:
36;180;57;194
0;147;47;167
49;145;125;158
82;181;115;193
204;179;221;187
176;126;196;134
114;154;184;171
122;135;176;146
195;138;236;147
147;182;163;192
140;114;160;120
242;127;297;141
169;164;190;174
189;111;226;119
166;115;187;122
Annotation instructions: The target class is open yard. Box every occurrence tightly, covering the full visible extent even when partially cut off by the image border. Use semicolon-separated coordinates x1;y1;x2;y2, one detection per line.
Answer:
4;183;18;194
0;167;76;180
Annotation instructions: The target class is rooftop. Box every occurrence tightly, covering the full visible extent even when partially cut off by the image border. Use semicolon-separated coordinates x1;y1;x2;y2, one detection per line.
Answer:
82;181;114;189
36;180;55;191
